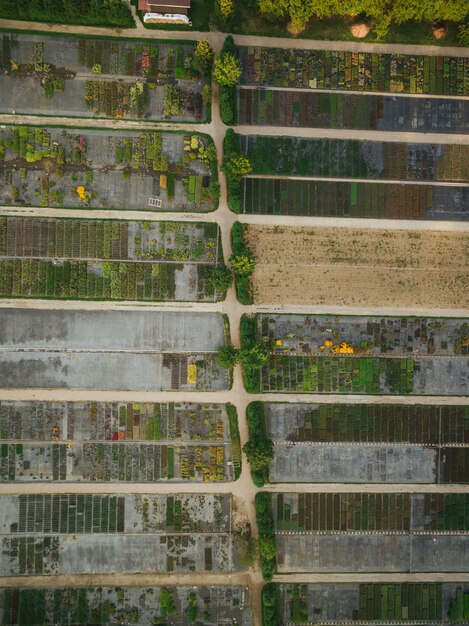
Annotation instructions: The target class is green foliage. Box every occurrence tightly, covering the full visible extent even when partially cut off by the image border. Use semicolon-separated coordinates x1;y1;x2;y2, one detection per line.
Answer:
256;493;277;580
217;344;238;369
187;592;198;622
230;222;254;303
0;0;134;27
459;22;469;44
240;315;263;392
229;253;256;276
226;403;242;479
193;38;215;74
262;584;281;626
223;154;252;178
162;84;183;118
244;402;273;481
213;52;242;86
209;264;233;295
159;588;176;617
257;0;468;37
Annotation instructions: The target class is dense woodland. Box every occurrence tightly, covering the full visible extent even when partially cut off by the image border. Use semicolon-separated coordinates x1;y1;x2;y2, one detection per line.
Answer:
0;0;134;27
257;0;468;37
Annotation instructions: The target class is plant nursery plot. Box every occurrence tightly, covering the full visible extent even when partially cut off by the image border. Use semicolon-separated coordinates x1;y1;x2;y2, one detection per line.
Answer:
0;494;245;576
0;401;241;482
275;534;469;573
273;582;469;624
265;403;469;484
238;89;469;133
0;585;253;626
0;309;228;391
242;135;469;182
0;494;231;534
0;126;218;212
243;179;469;221
246;225;469;309
272;493;469;531
0;33;206;121
249;314;469;395
238;46;469;96
266;403;469;444
0;217;222;302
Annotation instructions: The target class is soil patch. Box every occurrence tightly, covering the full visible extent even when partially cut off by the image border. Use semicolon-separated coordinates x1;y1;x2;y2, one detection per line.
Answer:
246;225;469;308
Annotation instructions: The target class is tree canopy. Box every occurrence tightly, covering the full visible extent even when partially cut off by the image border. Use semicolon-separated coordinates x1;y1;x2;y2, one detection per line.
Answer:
213;53;242;86
257;0;468;35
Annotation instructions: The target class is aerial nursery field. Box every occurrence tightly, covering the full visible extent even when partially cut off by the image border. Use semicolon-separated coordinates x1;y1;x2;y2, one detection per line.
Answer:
243;179;469;221
245;225;469;309
247;314;469;395
0;217;222;302
0;309;228;391
238;47;469;96
272;582;469;624
266;403;469;483
0;586;253;626
0;401;241;482
0;34;207;120
242;135;469;182
275;532;469;573
238;90;469;133
0;126;218;212
0;494;246;575
273;493;469;531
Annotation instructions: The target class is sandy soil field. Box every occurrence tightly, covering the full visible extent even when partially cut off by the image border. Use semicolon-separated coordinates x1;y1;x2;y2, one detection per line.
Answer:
245;225;469;308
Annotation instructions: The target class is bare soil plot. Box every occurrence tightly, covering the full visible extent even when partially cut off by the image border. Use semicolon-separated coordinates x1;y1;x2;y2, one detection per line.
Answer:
0;401;241;482
0;34;206;121
0;309;228;391
266;403;469;483
0;494;247;576
0;126;217;212
0;585;253;626
246;225;469;309
275;582;467;624
0;217;223;302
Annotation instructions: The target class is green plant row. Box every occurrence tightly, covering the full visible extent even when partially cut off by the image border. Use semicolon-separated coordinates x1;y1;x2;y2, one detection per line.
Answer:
240;46;469;96
256;493;277;581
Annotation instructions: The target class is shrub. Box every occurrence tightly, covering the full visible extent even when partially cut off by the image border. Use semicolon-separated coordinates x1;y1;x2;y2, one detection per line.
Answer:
255;493;277;580
213;52;241;86
262;584;281;626
244;402;273;485
230;222;254;303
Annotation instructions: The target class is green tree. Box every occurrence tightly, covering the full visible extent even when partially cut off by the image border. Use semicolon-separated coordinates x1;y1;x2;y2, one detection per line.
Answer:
243;438;274;471
230;253;256;276
213;53;242;86
209;264;233;294
223;154;252;178
193;38;214;73
239;343;269;367
217;344;239;369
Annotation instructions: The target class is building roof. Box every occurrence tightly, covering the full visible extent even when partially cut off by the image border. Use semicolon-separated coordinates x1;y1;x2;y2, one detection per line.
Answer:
138;0;191;10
